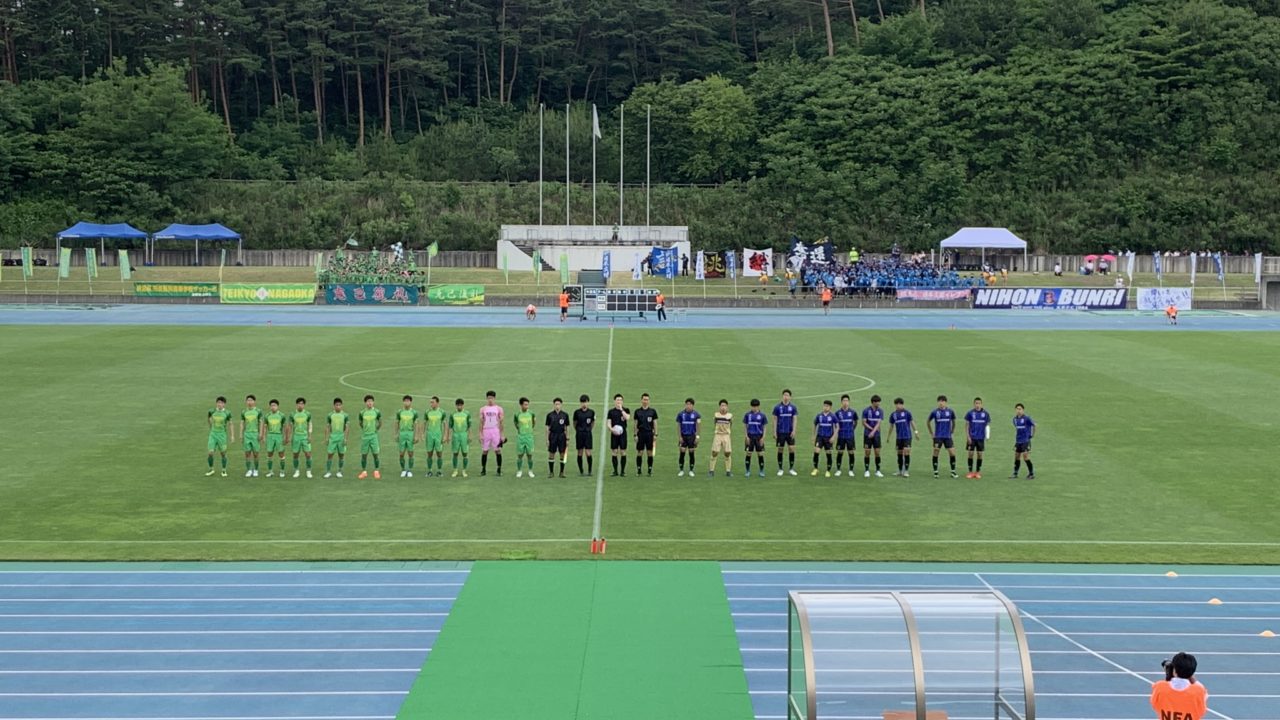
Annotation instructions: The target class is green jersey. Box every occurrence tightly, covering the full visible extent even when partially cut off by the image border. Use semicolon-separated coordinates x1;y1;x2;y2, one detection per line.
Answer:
208;408;232;435
424;408;446;436
291;410;312;440
450;410;472;434
359;407;382;437
265;411;286;436
397;408;420;435
241;407;263;433
515;411;536;438
328;411;349;435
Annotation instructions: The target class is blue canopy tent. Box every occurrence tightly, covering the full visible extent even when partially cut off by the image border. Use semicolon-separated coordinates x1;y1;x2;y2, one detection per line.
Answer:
56;222;148;266
152;223;243;266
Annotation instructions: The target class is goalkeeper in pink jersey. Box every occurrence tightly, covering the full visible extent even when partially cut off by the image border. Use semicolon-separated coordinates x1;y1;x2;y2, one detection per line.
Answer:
479;390;505;476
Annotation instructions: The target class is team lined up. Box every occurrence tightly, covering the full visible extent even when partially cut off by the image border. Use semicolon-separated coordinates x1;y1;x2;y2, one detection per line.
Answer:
205;391;1038;480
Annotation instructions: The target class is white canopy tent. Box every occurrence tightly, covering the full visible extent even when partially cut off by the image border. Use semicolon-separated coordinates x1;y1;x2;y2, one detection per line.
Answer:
940;227;1028;269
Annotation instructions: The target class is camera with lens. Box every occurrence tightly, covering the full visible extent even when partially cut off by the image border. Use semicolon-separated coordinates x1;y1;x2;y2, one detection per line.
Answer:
1161;658;1175;681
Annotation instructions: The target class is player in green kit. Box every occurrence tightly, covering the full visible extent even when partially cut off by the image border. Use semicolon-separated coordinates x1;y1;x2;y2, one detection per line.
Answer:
397;395;421;478
263;400;287;476
288;397;313;478
447;398;471;477
206;396;233;476
358;394;383;479
422;396;446;477
324;398;349;478
514;397;537;478
240;395;263;477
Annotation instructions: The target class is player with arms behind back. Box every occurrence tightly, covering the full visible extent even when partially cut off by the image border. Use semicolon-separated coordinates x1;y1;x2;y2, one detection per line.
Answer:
889;398;919;477
422;397;447;477
709;399;733;477
357;395;382;480
812;400;837;477
513;397;537;478
396;395;420;478
240;395;262;477
772;390;798;476
676;398;701;477
324;398;349;478
447;398;471;477
964;397;990;479
264;400;287;477
479;391;504;477
1010;403;1037;479
862;395;884;477
289;398;313;478
743;399;767;477
928;395;958;479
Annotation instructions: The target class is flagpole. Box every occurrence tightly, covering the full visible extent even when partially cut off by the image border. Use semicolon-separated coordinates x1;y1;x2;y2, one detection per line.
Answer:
539;104;544;226
565;103;570;226
592;104;597;226
619;103;624;227
645;105;651;227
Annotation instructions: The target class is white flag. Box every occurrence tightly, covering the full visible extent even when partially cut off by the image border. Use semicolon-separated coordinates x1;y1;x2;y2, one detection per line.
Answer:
592;105;602;140
695;250;706;280
1189;253;1196;286
1255;252;1263;285
633;252;642;280
1126;251;1135;282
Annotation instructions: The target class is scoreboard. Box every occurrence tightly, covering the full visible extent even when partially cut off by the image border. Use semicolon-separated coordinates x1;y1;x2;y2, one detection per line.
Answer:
580;287;659;317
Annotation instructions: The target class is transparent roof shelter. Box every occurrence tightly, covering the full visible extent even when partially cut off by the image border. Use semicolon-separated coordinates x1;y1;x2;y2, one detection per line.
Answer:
788;591;1035;720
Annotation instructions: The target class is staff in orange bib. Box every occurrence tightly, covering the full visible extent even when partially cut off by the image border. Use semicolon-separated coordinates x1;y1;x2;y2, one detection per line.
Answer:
1151;652;1207;720
1165;304;1178;326
820;286;833;315
559;291;569;323
655;292;667;322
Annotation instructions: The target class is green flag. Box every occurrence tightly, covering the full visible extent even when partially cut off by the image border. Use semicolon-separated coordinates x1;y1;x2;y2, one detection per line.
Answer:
314;252;324;278
559;252;569;284
427;241;439;258
59;247;72;278
220;248;227;267
532;250;541;282
502;253;509;283
21;246;32;277
119;250;131;280
85;248;98;278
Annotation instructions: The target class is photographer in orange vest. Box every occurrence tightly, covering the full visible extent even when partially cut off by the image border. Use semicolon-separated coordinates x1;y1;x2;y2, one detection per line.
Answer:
1150;652;1207;720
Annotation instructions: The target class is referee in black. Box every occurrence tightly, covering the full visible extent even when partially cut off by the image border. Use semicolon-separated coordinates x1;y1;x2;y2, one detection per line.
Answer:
545;398;569;478
633;393;658;476
572;394;595;476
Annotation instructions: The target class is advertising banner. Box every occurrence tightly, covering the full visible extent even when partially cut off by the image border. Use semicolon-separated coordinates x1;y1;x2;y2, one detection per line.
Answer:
426;284;485;305
972;287;1127;310
220;283;316;304
1136;287;1192;311
134;281;221;298
325;283;419;305
896;288;970;301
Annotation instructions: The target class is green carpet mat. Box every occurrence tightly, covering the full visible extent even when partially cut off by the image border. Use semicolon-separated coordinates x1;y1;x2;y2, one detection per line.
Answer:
396;560;753;719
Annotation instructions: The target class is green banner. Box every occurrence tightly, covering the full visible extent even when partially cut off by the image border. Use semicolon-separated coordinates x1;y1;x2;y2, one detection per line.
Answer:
58;247;71;278
427;284;485;305
134;281;221;297
559;252;569;284
119;250;131;280
220;283;317;304
85;248;98;278
21;246;33;277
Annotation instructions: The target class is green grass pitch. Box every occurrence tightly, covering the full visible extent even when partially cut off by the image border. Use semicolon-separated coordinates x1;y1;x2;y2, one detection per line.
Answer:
2;324;1276;564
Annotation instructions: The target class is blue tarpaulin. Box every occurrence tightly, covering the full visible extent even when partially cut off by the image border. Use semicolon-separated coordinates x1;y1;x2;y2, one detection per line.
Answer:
55;222;149;266
152;223;243;265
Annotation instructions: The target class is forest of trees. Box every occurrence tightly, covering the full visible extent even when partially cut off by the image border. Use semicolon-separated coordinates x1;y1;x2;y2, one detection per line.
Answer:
3;0;1280;253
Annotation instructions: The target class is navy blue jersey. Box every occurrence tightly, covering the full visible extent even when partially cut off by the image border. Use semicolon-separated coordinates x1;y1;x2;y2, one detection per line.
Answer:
835;408;858;439
965;409;991;439
772;402;798;434
814;412;837;439
743;410;767;437
928;408;957;439
676;410;701;436
890;409;914;440
1013;415;1036;444
861;406;884;437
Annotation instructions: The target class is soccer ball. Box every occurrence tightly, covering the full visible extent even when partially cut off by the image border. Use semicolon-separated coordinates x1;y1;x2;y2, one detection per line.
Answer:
611;425;624;436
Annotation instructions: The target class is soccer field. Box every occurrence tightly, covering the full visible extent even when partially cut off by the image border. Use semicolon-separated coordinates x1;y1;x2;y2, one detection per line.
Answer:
2;320;1277;564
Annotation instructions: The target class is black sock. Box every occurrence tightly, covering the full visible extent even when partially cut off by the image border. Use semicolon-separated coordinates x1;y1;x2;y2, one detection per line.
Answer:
897;452;903;471
577;456;584;473
549;460;555;475
647;456;653;470
904;455;910;470
635;455;642;471
481;454;488;472
864;456;870;470
825;452;832;470
1026;460;1034;475
932;457;939;471
777;450;783;468
875;456;881;470
968;456;974;471
1014;459;1021;474
611;456;618;473
950;456;956;471
745;456;752;471
788;451;795;468
679;452;685;470
496;454;502;472
689;451;695;468
977;458;983;472
835;454;842;469
812;452;819;468
587;455;593;473
559;460;565;475
621;456;627;473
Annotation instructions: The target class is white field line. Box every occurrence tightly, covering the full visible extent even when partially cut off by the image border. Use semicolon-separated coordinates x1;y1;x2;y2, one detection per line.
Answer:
591;325;614;540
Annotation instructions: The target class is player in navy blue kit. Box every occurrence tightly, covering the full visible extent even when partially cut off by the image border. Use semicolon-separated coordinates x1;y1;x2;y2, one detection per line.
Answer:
889;398;919;477
861;395;884;477
834;394;858;476
927;395;959;479
743;399;768;477
1010;403;1036;479
675;398;701;477
964;397;991;479
811;400;837;477
773;390;799;476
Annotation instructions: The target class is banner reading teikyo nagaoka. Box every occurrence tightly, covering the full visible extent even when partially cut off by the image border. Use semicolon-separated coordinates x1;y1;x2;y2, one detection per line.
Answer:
220;283;317;304
972;287;1128;310
426;284;485;305
134;281;221;297
325;283;419;305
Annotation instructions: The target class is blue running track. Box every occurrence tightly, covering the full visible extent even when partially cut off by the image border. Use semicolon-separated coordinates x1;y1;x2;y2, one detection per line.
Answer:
723;563;1279;720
